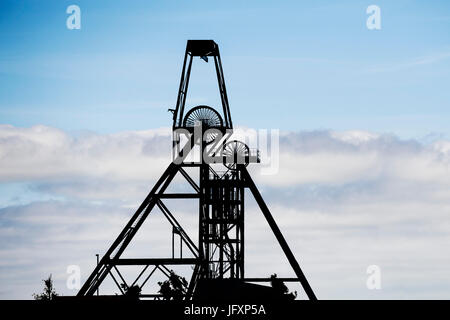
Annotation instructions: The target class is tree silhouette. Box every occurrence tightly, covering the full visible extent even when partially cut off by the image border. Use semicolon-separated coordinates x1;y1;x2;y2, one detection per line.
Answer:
158;270;188;300
120;284;142;299
33;274;59;300
270;273;297;300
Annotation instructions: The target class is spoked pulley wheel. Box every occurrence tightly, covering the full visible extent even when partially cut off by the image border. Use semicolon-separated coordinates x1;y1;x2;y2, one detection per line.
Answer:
183;105;223;128
183;105;224;144
223;140;250;170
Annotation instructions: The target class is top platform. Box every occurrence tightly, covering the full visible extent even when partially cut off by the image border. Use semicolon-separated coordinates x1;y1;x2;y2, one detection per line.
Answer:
186;40;219;57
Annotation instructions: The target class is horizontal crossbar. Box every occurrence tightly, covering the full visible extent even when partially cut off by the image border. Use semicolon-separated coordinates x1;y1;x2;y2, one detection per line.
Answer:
244;278;300;282
108;258;199;265
157;193;200;198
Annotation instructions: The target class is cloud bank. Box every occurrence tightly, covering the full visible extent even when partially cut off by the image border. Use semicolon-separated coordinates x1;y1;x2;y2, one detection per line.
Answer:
1;124;449;299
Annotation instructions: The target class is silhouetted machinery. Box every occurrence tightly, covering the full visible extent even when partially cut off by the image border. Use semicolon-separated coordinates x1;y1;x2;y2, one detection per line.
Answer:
77;40;316;300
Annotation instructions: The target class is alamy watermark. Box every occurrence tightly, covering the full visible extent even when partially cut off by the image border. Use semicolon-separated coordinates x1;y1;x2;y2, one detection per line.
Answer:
366;5;381;30
366;265;382;290
171;123;279;175
66;265;81;290
66;5;81;30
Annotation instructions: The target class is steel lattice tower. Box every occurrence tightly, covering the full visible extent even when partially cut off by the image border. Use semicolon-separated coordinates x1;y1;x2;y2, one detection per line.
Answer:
77;40;316;300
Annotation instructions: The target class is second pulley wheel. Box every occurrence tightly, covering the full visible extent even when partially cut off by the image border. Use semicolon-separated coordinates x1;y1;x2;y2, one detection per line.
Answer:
223;140;250;170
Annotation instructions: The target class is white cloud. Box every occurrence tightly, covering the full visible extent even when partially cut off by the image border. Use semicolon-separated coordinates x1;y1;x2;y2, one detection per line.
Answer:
330;130;379;145
253;131;450;188
0;124;171;183
2;125;449;190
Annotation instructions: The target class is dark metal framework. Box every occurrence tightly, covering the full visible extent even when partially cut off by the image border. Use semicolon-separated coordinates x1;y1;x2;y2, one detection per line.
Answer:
199;165;245;280
172;40;232;129
77;40;316;300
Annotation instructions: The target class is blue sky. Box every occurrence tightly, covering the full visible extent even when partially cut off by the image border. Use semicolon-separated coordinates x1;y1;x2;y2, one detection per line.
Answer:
1;0;450;137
